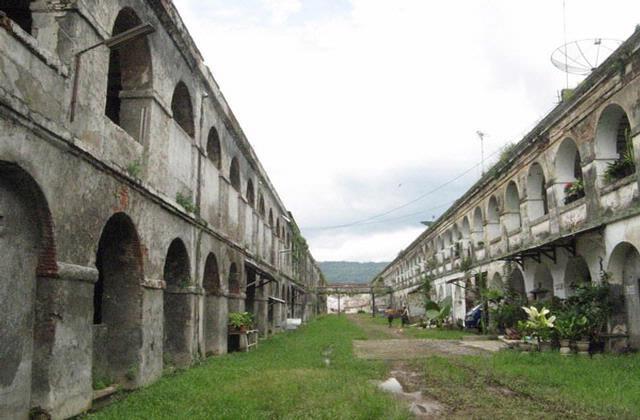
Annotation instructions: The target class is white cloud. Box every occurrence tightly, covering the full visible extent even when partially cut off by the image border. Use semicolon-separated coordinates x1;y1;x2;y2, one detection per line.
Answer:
260;0;302;24
311;226;426;262
173;0;640;261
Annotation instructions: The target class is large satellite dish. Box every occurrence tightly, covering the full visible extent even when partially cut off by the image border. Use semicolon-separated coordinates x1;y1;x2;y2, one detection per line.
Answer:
551;38;622;75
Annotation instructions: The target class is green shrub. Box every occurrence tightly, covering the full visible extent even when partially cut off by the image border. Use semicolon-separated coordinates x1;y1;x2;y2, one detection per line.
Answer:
228;312;253;329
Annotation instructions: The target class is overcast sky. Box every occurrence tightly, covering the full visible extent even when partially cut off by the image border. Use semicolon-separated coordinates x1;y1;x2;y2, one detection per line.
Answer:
174;0;640;262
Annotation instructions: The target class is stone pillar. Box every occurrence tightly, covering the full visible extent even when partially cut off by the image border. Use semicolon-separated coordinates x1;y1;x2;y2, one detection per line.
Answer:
203;294;227;356
138;279;163;387
31;263;97;419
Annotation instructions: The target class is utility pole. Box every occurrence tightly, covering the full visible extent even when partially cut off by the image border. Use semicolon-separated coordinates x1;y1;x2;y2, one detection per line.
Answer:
476;130;486;175
371;287;376;318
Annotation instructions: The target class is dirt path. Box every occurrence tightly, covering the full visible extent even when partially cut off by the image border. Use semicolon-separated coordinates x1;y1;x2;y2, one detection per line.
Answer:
347;315;509;419
348;315;499;360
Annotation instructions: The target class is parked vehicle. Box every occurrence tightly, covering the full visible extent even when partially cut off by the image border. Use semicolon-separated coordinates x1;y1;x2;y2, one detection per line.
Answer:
464;304;483;330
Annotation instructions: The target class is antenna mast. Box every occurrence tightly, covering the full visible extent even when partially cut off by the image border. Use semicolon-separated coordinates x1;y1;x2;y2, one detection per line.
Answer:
476;130;485;175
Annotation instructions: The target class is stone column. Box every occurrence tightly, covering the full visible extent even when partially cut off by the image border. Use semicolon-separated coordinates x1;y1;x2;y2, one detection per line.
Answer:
31;262;98;419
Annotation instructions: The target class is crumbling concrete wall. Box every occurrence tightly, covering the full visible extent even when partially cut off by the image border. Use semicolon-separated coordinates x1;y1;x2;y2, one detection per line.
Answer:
0;1;324;418
379;28;640;346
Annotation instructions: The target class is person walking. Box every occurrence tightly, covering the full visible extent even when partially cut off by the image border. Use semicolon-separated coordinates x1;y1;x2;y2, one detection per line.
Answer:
401;305;410;327
385;306;394;328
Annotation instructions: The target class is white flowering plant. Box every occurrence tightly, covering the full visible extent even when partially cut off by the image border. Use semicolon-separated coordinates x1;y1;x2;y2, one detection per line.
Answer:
521;306;555;342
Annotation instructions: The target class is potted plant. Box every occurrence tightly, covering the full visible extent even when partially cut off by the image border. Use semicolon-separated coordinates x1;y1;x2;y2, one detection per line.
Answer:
565;281;615;355
563;179;585;205
516;320;532;352
228;312;253;333
604;130;635;184
522;306;556;351
555;312;587;356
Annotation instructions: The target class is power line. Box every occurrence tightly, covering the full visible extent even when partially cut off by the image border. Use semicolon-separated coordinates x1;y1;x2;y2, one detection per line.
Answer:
305;145;505;231
306;200;455;231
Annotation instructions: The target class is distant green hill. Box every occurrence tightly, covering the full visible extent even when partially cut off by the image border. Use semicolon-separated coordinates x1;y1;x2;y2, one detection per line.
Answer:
318;261;389;284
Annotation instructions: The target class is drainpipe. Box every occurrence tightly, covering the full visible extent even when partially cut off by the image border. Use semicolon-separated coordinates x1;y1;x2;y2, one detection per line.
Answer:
193;92;208;358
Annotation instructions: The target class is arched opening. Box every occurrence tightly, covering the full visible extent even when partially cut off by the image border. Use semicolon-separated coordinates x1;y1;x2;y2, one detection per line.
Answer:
203;253;221;294
268;209;274;228
595;104;635;184
461;217;471;239
472;207;484;246
93;213;144;386
171;81;195;137
245;269;257;317
206;127;221;169
531;264;553;301
459;216;472;258
258;194;265;216
1;0;32;34
268;282;277;333
246;180;255;206
288;286;295;317
228;263;241;294
486;196;500;240
527;163;548;220
105;8;153;142
489;272;503;290
596;105;630;158
229;157;240;191
276;219;281;238
203;253;221;356
504;181;521;231
608;242;640;346
564;256;591;296
163;238;192;367
555;138;585;205
508;268;526;297
0;164;56;416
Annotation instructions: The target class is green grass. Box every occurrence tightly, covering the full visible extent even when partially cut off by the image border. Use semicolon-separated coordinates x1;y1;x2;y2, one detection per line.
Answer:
85;316;410;420
418;351;640;418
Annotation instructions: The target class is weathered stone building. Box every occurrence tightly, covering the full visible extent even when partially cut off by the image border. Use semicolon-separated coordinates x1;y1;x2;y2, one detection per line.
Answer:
0;1;324;418
377;28;640;349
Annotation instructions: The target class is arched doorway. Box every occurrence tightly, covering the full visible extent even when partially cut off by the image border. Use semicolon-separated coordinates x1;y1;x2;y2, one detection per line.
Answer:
489;272;503;290
163;238;192;367
564;256;591;296
555;138;584;205
508;267;526;298
527;163;548;220
171;82;195;137
227;262;243;312
93;212;144;386
504;181;521;231
202;253;222;356
531;264;553;301
105;8;153;142
0;164;55;416
608;242;640;347
595;104;635;183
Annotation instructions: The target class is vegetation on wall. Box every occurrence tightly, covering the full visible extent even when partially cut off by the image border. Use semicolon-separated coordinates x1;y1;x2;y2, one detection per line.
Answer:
604;129;635;183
